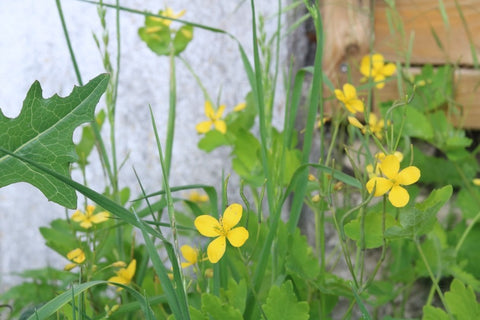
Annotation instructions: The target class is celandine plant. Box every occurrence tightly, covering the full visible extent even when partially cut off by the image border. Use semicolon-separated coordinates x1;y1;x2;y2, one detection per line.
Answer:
1;0;480;319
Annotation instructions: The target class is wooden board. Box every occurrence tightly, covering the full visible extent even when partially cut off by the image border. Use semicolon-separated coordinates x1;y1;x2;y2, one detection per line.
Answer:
320;0;480;128
374;0;480;65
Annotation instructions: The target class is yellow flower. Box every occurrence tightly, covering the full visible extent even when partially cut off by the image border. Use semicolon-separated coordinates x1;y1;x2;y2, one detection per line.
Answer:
473;178;480;186
64;248;85;271
334;84;364;114
360;54;396;89
194;203;249;263
108;259;136;290
188;191;209;203
195;101;227;134
367;151;404;178
308;174;317;181
67;248;86;264
71;205;109;229
150;7;186;26
348;114;386;139
180;245;199;268
233;102;247;112
366;155;420;207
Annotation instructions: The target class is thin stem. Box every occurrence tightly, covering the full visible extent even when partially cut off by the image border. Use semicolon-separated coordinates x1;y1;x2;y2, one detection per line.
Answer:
415;239;453;319
164;51;177;179
455;210;480;255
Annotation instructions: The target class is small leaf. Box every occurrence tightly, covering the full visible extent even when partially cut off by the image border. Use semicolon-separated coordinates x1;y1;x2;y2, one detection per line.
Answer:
262;281;309;320
345;210;399;248
138;15;172;56
0;74;109;208
201;293;243;320
197;130;230;152
445;279;480;319
173;25;193;55
422;305;449;320
385;185;452;239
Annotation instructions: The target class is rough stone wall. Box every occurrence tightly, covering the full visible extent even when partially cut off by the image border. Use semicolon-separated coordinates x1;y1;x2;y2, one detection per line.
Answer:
0;0;293;290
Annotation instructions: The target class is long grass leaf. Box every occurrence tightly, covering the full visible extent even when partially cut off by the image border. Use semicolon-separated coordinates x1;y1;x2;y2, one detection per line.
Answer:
26;281;155;320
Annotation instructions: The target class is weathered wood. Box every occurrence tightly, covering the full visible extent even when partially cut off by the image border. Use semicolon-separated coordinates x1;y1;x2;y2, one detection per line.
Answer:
374;0;480;65
321;0;480;128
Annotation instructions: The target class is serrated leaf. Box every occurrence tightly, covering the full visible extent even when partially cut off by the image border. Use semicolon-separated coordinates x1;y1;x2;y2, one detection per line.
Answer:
201;293;243;320
445;279;480;319
222;278;247;314
385;185;452;239
422;305;449;320
344;210;399;248
262;281;309;320
0;74;109;208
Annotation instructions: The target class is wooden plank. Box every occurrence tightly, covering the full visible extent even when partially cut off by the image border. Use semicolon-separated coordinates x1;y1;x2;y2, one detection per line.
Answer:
374;0;480;65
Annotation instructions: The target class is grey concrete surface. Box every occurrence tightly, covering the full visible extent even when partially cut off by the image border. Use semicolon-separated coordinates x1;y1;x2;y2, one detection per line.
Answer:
0;0;305;290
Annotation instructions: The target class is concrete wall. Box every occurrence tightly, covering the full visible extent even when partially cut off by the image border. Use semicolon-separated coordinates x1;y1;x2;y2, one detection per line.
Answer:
0;0;306;290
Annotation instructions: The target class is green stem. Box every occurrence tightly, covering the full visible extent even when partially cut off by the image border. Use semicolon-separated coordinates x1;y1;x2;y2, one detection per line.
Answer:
164;51;177;179
455;210;480;255
415;239;453;319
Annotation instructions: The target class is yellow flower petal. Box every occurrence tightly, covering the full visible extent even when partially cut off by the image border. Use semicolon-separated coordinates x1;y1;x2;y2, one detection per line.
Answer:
80;221;93;229
348;116;364;129
360;55;373;77
233;102;246;112
86;205;96;216
181;245;198;264
204;101;215;119
379;155;400;180
227;227;249;247
195;215;222;237
374;74;386;88
207;236;226;263
371;53;385;71
108;275;128;285
67;248;85;264
196;120;212;133
222;203;243;231
397;166;421;186
71;210;85;222
473;178;480;186
64;263;77;271
90;211;109;224
214;120;227;134
366;177;393;196
349;99;364;113
342;83;357;100
216;104;226;119
389;185;410;207
381;63;397;77
334;89;346;103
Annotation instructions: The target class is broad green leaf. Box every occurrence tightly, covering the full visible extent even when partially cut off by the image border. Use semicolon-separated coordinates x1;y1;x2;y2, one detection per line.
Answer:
173;25;193;55
422;305;449;320
285;228;320;280
455;188;480;220
385;185;452;239
197;130;230;152
344;210;399;248
222;279;247;314
39;219;80;257
0;74;109;208
456;224;480;280
262;281;309;320
445;279;480;319
200;293;243;320
138;14;172;56
392;105;434;140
